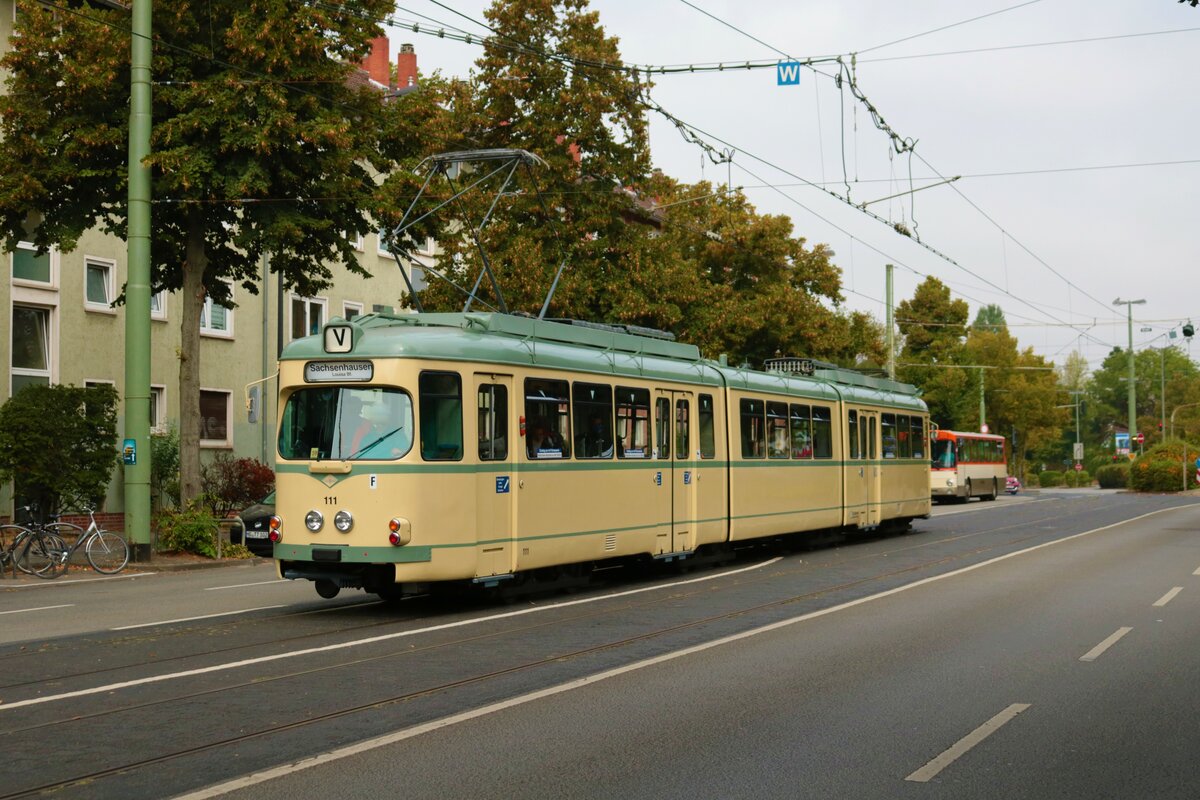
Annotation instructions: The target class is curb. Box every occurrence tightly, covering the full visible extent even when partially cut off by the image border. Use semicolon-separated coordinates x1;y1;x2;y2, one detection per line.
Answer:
125;556;273;574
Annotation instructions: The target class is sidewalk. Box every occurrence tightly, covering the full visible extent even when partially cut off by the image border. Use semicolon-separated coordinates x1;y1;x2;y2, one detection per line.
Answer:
1;551;270;584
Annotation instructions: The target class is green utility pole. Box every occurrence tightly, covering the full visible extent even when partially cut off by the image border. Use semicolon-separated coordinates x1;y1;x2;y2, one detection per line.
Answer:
885;264;895;380
979;367;986;433
124;0;152;562
1113;298;1145;456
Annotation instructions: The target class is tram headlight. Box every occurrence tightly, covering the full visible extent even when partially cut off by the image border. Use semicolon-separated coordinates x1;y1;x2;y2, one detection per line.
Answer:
305;510;324;532
334;510;354;533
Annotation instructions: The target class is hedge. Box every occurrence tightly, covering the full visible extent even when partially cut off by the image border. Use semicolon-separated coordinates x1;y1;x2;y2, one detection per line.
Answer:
1095;464;1129;489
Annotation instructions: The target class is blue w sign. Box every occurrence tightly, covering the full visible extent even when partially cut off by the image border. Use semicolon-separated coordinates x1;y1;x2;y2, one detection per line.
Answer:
776;61;802;86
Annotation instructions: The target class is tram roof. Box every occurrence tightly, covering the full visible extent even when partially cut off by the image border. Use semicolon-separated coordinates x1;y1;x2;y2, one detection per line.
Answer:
283;312;925;410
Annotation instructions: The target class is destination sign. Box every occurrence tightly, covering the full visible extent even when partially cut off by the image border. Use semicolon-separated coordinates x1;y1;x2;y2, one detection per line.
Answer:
304;361;374;383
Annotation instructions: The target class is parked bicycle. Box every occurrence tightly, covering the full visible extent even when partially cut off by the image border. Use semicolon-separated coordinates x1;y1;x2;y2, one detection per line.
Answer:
0;505;70;578
49;506;129;575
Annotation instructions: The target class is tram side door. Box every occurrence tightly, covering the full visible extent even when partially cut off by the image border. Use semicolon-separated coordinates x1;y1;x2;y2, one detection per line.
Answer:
862;410;882;527
654;390;696;554
474;375;514;578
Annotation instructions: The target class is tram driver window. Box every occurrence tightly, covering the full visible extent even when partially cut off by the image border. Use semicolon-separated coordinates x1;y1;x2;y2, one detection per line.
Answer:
740;398;765;459
616;386;650;458
477;384;508;460
419;372;463;461
573;382;614;459
525;378;571;459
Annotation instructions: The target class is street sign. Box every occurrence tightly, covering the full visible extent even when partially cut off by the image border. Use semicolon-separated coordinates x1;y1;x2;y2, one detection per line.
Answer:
981;423;989;433
776;61;802;85
1074;462;1082;471
1135;432;1145;444
1073;442;1084;460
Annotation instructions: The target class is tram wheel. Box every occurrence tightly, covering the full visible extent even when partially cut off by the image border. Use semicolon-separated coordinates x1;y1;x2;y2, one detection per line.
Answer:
315;579;340;599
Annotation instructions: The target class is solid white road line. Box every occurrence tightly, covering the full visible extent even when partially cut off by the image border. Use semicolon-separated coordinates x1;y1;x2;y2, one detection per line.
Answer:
175;505;1196;799
1080;627;1133;662
3;572;153;589
112;606;287;631
0;557;781;712
1153;587;1183;607
205;579;289;591
905;703;1032;783
0;604;73;616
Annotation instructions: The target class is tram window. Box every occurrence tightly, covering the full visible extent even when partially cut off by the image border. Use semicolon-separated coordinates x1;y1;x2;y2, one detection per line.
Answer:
615;386;650;458
847;410;859;460
868;415;877;460
477;384;508;460
525;378;571;459
419;372;463;461
812;405;833;459
767;401;789;459
279;386;413;461
897;415;911;459
573;382;614;459
698;394;716;459
881;414;897;459
656;397;671;459
740;398;765;459
790;404;812;459
676;399;690;458
910;417;925;459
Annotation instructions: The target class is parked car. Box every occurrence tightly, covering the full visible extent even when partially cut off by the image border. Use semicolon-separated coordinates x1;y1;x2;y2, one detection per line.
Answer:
229;491;275;558
1005;476;1022;494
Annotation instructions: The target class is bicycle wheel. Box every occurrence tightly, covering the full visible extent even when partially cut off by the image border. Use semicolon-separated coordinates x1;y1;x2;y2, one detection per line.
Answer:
17;532;65;578
0;524;26;574
45;523;83;566
86;531;130;574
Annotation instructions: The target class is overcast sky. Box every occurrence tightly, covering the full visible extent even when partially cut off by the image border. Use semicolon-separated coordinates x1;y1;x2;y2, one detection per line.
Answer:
385;0;1199;371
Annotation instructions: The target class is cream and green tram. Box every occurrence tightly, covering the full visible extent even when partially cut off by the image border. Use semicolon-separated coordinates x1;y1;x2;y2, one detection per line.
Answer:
271;312;930;599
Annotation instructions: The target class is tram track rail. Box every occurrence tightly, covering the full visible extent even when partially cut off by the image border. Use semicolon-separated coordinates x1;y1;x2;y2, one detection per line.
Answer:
0;495;1163;800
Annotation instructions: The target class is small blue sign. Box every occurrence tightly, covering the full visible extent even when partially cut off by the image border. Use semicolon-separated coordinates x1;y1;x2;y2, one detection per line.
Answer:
683;471;692;485
495;476;510;494
776;61;802;86
122;438;137;466
655;471;662;486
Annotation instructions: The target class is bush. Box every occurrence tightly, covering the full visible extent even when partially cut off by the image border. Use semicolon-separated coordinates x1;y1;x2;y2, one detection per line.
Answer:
1095;464;1129;489
155;502;220;557
1039;470;1063;487
150;424;181;511
1130;440;1199;493
1061;469;1091;487
199;453;275;516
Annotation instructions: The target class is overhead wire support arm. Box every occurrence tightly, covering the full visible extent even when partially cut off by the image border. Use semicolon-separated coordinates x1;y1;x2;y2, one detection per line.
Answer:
859;175;961;207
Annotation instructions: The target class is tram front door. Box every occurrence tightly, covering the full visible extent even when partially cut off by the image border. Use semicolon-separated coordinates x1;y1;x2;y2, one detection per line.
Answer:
474;374;514;578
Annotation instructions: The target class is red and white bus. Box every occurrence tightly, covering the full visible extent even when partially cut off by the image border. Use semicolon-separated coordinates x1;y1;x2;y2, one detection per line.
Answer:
930;429;1007;502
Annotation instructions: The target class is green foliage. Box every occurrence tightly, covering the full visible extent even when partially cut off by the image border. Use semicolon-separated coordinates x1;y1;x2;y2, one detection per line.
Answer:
1062;469;1091;487
199;453;275;516
896;277;971;428
150;424;181;511
222;542;255;560
1039;471;1064;487
1095;464;1130;489
1129;440;1199;493
155;502;220;558
0;383;119;515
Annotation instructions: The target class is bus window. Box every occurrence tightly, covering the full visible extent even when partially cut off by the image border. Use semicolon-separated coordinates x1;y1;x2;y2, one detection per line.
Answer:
910;417;925;459
791;404;812;458
767;401;789;459
525;378;571;459
933;438;955;468
676;399;690;458
812;405;832;459
698;394;716;459
740;398;765;459
656;397;671;459
881;414;897;458
477;384;508;460
897;415;911;458
573;382;614;459
616;386;650;458
847;410;859;460
419;372;463;461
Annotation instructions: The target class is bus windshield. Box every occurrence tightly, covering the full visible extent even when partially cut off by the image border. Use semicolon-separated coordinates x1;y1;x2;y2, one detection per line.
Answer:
931;439;956;469
279;386;413;461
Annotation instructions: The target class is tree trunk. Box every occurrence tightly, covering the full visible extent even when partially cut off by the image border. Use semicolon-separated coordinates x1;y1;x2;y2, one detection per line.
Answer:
179;213;207;506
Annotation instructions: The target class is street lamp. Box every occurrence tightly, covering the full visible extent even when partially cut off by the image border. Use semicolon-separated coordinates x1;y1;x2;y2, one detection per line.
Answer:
1113;298;1146;454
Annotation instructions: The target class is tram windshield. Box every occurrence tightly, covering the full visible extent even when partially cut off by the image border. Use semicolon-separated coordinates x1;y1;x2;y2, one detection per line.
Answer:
279;386;413;461
931;439;956;469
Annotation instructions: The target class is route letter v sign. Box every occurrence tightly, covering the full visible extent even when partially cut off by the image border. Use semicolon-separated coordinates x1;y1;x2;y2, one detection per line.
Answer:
777;61;802;85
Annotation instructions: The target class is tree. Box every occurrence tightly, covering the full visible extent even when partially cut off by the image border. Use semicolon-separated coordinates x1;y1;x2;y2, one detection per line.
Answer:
971;304;1007;332
896;277;971;428
0;384;119;517
0;1;425;503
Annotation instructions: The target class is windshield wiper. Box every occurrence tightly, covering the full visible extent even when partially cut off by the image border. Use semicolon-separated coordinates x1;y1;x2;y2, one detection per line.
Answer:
345;426;405;461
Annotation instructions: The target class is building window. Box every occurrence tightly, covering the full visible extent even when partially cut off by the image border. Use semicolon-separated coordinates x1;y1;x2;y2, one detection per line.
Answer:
11;304;52;393
11;242;51;285
416;236;435;255
347;231;364;251
200;296;233;337
85;258;115;311
343;301;363;321
199;389;231;446
372;303;395;314
290;296;326;341
150;385;166;432
151;290;167;320
377;229;392;255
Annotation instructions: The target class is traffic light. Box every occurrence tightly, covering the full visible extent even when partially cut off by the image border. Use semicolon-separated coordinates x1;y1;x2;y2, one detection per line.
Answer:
1184;322;1195;338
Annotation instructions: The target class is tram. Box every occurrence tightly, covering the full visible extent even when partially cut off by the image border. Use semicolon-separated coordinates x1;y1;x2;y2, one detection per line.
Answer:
929;428;1007;502
270;312;931;599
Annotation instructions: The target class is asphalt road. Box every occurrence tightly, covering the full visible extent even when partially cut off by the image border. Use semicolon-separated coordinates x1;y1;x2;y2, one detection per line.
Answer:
2;489;1198;799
